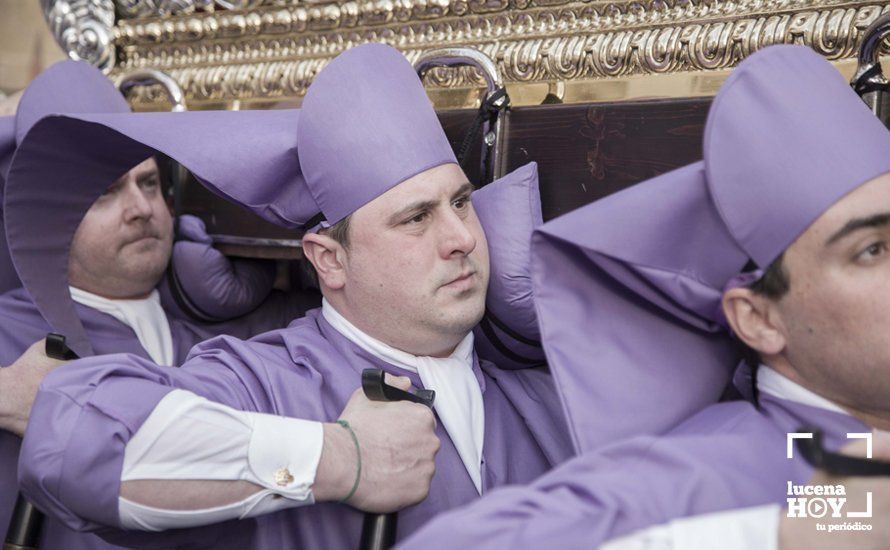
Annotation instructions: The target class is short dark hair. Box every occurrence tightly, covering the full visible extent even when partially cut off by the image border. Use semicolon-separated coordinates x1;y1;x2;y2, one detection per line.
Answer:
748;252;790;300
301;214;352;287
737;252;790;405
325;214;352;250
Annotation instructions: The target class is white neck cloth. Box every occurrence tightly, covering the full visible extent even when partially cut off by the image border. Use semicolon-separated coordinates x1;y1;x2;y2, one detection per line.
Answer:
757;365;849;416
70;286;174;366
322;298;485;493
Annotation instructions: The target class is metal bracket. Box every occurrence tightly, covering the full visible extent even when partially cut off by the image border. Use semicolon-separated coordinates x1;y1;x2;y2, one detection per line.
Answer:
852;13;890;126
414;48;509;181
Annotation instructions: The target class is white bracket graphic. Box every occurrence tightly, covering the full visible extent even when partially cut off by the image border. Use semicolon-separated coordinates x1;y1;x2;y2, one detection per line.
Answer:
786;432;872;459
787;432;814;459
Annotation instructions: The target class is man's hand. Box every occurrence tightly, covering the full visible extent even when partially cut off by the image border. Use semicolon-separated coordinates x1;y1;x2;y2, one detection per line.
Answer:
779;433;890;549
0;339;65;436
314;374;440;512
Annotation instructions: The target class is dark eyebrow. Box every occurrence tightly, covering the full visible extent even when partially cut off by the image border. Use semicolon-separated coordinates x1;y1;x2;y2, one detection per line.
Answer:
388;199;438;225
825;212;890;246
136;170;161;183
452;182;474;199
387;182;475;225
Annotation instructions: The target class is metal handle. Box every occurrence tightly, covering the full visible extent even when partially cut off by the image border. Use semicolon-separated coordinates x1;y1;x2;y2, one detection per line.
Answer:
413;48;509;180
114;69;188;112
361;369;435;407
852;13;890;124
414;48;503;93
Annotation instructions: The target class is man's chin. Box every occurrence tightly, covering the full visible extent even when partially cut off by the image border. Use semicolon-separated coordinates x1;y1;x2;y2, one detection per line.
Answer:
435;299;486;335
120;253;170;286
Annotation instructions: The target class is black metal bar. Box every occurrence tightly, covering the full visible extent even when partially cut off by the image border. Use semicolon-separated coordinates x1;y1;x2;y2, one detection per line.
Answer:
359;513;398;550
357;368;435;550
3;494;43;550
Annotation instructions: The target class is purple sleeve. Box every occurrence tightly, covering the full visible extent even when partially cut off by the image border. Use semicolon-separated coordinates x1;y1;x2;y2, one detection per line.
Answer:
397;425;795;549
17;337;280;533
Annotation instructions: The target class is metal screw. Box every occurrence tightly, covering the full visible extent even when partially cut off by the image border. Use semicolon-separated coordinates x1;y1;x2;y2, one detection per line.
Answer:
484;131;496;146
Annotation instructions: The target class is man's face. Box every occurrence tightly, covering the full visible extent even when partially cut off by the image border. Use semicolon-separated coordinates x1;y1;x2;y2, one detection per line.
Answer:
771;171;890;413
339;163;490;357
68;157;173;299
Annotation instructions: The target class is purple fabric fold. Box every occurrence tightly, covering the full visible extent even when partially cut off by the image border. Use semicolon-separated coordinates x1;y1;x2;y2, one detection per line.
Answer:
472;161;546;368
532;162;748;453
531;45;890;455
172;214;277;320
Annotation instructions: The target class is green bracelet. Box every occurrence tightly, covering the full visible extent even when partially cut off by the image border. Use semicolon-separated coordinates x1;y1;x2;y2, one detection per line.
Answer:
336;419;362;504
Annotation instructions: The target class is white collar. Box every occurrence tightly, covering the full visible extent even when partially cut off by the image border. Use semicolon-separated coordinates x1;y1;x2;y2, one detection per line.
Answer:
321;298;484;493
757;365;849;416
320;298;475;371
70;286;159;308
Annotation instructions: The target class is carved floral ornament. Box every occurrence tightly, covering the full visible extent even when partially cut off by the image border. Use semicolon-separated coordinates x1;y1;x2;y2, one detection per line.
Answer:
41;0;890;105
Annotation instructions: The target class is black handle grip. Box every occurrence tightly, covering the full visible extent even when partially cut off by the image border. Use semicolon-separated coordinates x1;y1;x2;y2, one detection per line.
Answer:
357;369;435;550
3;494;43;550
361;369;434;408
359;513;398;550
45;333;78;361
796;426;890;476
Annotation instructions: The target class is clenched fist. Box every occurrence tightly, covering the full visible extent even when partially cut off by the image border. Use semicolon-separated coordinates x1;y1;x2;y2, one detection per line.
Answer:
314;374;441;512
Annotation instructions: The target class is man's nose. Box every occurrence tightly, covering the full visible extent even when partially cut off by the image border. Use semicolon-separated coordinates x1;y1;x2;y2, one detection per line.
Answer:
121;181;154;221
439;209;476;258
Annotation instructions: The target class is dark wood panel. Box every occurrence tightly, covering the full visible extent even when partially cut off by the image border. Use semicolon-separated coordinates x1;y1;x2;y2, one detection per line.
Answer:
504;98;711;221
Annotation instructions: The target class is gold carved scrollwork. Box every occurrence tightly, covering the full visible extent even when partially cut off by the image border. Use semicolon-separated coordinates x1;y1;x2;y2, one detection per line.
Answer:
108;0;890;106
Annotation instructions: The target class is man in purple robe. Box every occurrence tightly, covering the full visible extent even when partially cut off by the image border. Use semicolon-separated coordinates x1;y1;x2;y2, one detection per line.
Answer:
398;45;890;549
15;43;572;548
0;60;445;549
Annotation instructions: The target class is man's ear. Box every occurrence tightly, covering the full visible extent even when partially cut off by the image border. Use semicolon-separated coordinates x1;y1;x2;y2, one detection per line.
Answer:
301;233;346;290
722;287;786;357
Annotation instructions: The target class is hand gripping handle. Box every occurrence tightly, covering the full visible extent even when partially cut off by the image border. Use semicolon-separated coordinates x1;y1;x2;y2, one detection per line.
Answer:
4;334;79;550
357;369;435;550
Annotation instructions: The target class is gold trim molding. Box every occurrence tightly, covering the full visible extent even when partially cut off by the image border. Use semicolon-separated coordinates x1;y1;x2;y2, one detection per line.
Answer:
111;0;890;107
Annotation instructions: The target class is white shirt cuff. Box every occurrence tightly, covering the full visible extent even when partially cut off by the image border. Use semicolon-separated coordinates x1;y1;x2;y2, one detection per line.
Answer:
119;389;324;530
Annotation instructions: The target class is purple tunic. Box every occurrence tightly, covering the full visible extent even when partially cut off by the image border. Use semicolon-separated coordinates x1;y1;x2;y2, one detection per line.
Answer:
399;377;868;548
19;308;573;549
0;281;318;550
